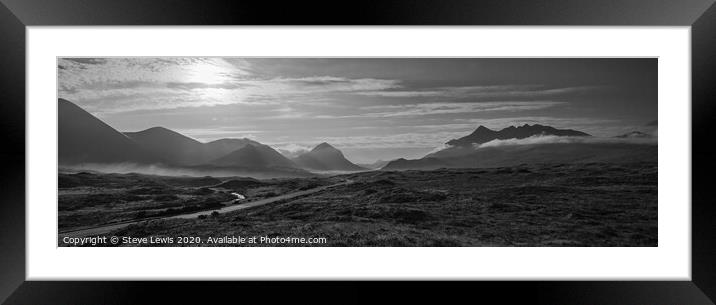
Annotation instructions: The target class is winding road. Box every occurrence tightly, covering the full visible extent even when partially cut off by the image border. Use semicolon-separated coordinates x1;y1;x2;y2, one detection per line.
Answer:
59;179;351;239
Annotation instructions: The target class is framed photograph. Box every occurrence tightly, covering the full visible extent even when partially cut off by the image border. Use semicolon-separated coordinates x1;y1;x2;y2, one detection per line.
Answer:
2;0;715;303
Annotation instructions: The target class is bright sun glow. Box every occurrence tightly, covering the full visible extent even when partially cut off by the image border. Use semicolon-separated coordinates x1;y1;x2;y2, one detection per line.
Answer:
184;62;233;84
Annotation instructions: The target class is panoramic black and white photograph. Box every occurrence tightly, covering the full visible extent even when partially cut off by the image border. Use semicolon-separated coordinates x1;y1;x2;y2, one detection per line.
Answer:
57;58;657;247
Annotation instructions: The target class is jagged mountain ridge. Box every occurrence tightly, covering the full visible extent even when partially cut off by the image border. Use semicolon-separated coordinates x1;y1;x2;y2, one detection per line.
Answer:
383;123;654;171
446;124;590;147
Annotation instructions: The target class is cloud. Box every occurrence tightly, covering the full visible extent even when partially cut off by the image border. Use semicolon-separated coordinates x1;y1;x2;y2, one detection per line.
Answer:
171;127;263;142
477;135;657;149
461;116;616;128
231;76;400;101
279;76;399;91
427;143;453;155
58;58;606;125
59;58;248;90
165;82;251;90
354;85;603;99
63;58;108;65
314;131;467;149
59;58;255;112
454;116;643;137
399;117;611;133
63;162;290;179
59;58;402;113
315;101;566;119
273;143;314;158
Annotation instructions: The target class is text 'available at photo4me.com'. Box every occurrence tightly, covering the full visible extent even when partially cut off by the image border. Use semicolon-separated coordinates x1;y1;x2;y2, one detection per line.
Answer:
61;235;329;246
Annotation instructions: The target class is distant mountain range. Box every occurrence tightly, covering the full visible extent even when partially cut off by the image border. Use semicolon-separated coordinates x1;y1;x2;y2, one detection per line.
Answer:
446;124;590;147
58;99;365;176
427;124;590;160
383;142;657;171
59;98;656;176
124;127;259;165
383;124;656;171
292;143;366;172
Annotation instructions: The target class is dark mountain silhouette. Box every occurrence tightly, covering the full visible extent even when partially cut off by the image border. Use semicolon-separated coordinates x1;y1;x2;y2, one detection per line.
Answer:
383;142;657;171
385;123;653;171
205;138;259;157
211;143;298;168
59;99;310;178
646;120;658;126
427;124;592;159
58;98;163;165
446;124;590;147
125;127;209;165
293;143;366;172
125;128;262;166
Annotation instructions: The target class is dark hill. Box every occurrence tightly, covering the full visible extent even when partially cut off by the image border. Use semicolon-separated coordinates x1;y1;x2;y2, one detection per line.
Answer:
446;124;590;147
125;129;263;166
293;142;366;171
124;127;209;165
205;138;259;158
58;98;163;165
211;143;298;168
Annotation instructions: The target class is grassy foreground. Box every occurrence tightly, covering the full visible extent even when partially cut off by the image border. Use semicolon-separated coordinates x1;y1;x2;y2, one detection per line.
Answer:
102;162;657;247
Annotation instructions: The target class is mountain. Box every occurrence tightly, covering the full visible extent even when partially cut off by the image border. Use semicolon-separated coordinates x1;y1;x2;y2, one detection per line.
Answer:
427;124;592;159
211;143;298;168
205;138;259;157
383;142;657;171
125;128;263;166
293;142;366;172
384;124;652;171
446;124;590;147
58;99;311;178
58;98;163;165
124;127;209;165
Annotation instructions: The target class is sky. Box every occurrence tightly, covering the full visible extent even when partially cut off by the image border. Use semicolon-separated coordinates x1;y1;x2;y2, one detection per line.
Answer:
58;58;657;164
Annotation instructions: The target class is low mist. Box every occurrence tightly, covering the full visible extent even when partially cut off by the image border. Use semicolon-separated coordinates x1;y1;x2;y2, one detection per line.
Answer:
59;163;308;179
475;135;658;149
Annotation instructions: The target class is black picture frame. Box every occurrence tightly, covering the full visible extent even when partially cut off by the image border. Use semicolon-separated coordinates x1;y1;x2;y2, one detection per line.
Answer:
1;0;715;304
